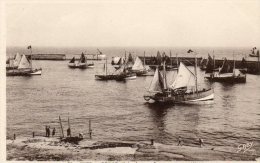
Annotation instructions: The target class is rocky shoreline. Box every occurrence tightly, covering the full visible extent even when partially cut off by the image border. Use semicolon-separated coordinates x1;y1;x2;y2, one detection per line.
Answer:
6;136;260;161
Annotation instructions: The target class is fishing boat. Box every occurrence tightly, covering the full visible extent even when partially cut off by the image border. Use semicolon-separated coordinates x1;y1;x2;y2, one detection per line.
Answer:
249;47;259;57
144;50;214;104
205;58;246;83
239;57;248;73
131;56;154;76
200;58;207;70
111;56;124;69
86;49;106;60
6;53;22;70
6;54;42;76
95;58;136;80
68;53;94;69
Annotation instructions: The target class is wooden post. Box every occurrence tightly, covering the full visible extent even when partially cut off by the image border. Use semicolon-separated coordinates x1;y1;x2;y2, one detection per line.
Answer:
13;134;16;140
32;132;35;138
59;116;64;138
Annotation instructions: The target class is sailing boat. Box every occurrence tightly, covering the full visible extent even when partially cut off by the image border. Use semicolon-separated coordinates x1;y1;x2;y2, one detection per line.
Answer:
95;58;136;80
249;47;259;57
6;53;22;70
239;57;247;73
144;61;214;103
68;53;94;69
205;58;246;83
6;54;42;76
131;56;154;76
111;56;124;69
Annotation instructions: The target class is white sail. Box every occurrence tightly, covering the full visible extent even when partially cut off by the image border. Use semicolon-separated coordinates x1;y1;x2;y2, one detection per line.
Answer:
132;57;145;71
13;53;22;67
18;55;31;69
148;68;164;93
170;62;196;90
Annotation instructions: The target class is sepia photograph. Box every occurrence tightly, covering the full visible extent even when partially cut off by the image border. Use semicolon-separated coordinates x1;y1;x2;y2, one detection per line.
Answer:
1;0;260;161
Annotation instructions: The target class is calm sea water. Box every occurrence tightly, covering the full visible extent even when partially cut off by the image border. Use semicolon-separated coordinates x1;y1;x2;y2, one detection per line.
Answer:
6;47;260;154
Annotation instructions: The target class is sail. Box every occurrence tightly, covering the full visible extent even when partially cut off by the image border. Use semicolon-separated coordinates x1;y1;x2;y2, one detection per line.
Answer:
205;54;214;73
148;68;164;93
132;57;145;71
79;53;86;63
18;55;31;69
170;62;196;90
13;53;22;67
69;57;75;63
219;58;233;74
156;51;162;65
241;57;247;69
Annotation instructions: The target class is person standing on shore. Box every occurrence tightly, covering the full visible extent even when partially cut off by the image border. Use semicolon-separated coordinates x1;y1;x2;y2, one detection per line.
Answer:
67;127;71;137
177;136;182;146
52;128;56;137
45;126;48;137
47;126;51;137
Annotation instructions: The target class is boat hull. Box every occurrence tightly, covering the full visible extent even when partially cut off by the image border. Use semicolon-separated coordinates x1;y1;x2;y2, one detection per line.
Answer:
68;63;94;69
205;72;246;83
144;89;214;104
6;69;42;76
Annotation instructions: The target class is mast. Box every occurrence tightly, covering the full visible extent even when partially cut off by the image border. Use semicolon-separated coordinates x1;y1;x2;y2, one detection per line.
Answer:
176;53;178;68
170;50;172;67
106;57;108;76
144;51;146;66
213;50;215;69
29;46;32;69
194;52;198;95
163;61;167;90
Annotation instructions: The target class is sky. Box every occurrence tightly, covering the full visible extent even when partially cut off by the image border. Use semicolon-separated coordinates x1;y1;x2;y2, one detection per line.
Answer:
5;0;260;47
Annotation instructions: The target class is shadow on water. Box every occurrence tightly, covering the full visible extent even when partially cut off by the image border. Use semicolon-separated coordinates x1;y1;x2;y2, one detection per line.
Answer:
144;102;204;146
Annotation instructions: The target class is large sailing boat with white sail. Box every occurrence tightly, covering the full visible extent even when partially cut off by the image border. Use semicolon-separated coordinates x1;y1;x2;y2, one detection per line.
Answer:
144;50;214;103
6;54;42;76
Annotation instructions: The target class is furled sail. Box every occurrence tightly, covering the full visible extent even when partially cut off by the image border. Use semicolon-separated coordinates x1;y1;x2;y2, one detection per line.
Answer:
13;53;22;67
205;54;214;73
219;58;233;74
170;62;196;90
132;57;145;71
18;55;31;69
148;67;164;93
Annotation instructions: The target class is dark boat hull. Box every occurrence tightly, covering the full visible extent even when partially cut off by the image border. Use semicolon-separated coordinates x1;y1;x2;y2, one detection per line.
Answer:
205;73;246;83
144;89;214;104
6;69;42;76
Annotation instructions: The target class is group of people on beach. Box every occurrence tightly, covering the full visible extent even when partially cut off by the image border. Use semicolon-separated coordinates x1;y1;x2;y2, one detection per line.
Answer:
45;126;55;137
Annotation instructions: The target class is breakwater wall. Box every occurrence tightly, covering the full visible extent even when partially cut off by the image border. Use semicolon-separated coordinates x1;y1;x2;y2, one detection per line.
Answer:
139;56;260;74
31;54;66;60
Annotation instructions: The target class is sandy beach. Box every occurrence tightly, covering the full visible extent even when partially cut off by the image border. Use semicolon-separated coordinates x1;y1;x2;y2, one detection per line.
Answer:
6;136;259;161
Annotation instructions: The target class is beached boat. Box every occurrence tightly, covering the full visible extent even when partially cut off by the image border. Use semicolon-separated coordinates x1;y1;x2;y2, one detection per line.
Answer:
144;51;214;104
68;53;94;69
249;47;259;57
205;58;246;83
6;54;42;76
